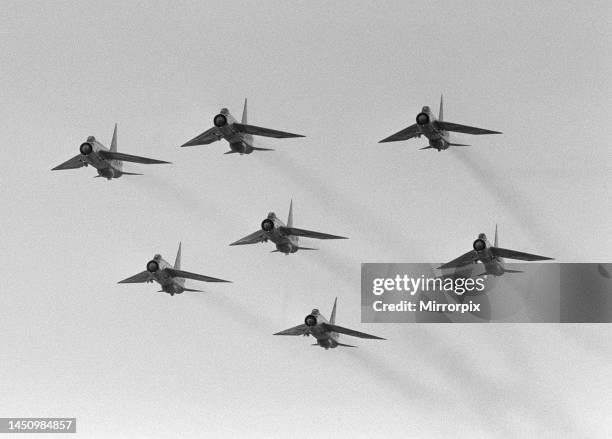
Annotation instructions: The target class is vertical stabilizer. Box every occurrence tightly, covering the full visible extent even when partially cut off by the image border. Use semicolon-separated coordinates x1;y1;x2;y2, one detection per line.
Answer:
241;98;248;124
287;199;294;228
174;242;182;269
439;95;444;121
330;297;337;325
494;224;499;247
110;123;118;152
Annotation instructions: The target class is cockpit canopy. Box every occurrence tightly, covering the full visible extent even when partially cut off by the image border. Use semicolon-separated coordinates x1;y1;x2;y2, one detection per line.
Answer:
86;136;96;142
311;309;320;315
421;106;431;113
478;233;487;240
267;212;276;219
220;108;229;115
153;254;162;260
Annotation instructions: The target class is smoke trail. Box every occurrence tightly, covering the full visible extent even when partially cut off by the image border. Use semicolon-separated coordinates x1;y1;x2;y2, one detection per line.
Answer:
450;149;553;247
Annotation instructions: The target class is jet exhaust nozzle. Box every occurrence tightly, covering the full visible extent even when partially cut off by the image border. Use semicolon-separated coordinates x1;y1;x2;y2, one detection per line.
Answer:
304;315;317;327
473;239;486;252
146;260;160;273
213;114;227;127
79;142;93;155
416;112;430;126
261;218;275;232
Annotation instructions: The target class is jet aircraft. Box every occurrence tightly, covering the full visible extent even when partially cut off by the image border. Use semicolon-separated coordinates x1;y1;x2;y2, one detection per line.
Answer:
438;226;553;277
180;99;304;154
229;201;347;254
52;124;170;179
274;298;385;349
118;243;231;296
379;96;501;151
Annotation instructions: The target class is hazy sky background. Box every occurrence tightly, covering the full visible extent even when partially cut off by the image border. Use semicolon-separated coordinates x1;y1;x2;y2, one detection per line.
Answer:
1;1;611;437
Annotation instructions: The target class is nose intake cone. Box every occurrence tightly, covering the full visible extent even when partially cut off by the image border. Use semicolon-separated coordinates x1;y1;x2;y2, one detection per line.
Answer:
147;260;160;273
214;114;227;127
416;112;430;125
304;314;317;326
473;239;486;251
79;142;93;155
261;218;275;231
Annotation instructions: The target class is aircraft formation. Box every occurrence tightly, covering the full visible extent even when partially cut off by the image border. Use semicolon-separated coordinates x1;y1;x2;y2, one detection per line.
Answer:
52;96;553;349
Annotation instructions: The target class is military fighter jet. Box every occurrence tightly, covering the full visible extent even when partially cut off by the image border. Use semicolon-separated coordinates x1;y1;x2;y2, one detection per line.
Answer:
229;200;347;254
438;226;553;277
179;99;304;154
118;243;230;296
379;96;501;151
52;124;170;179
274;298;385;349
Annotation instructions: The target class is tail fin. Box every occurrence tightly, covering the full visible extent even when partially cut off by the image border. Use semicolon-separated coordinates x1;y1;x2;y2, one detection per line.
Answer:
287;200;293;227
241;98;248;124
439;95;444;121
110;123;118;152
330;297;337;325
174;242;182;269
494;224;499;247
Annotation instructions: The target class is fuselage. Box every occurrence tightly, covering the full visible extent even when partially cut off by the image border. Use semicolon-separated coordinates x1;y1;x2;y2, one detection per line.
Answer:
415;106;450;151
213;108;254;154
304;310;340;350
147;254;186;295
79;136;124;179
261;212;299;254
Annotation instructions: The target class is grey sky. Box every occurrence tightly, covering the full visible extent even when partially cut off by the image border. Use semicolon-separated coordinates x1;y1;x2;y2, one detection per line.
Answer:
1;1;611;437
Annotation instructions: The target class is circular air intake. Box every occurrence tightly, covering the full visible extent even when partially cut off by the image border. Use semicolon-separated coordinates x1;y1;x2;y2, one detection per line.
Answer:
213;114;227;127
79;142;93;155
416;112;430;126
261;218;274;232
146;260;160;273
304;315;317;327
473;239;486;252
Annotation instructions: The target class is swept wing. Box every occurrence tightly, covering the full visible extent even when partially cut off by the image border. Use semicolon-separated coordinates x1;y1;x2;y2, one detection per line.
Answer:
378;124;419;143
322;323;385;340
435;121;501;135
52;155;86;170
166;268;231;283
233;123;304;139
274;324;309;336
98;150;170;164
118;270;153;283
229;230;267;246
281;227;347;240
490;247;553;261
437;250;478;269
180;127;221;147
